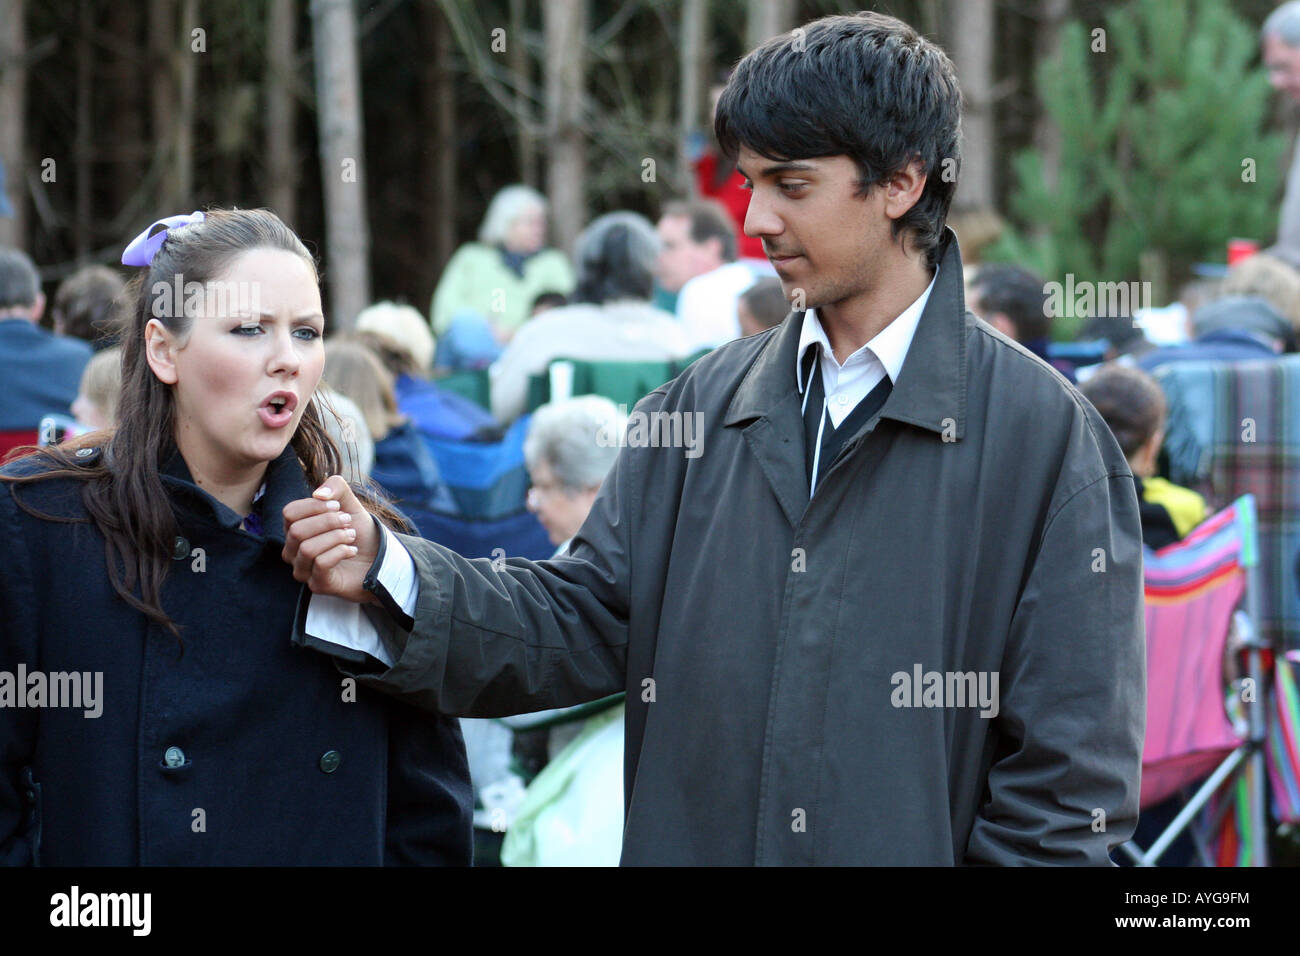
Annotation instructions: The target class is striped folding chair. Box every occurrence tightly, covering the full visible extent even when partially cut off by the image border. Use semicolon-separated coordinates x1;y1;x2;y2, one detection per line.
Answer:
1118;494;1271;866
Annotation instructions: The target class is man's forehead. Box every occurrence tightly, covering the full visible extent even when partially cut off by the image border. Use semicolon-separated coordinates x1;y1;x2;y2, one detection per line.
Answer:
735;147;833;174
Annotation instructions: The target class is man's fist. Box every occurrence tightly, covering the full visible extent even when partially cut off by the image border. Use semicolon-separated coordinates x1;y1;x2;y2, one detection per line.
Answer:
282;475;381;604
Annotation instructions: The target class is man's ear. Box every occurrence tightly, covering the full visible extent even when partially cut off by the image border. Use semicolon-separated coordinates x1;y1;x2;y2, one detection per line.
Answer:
883;158;928;222
144;318;180;385
31;291;45;324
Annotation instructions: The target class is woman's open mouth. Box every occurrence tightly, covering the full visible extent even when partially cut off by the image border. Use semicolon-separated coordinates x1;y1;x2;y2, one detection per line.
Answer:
257;391;298;429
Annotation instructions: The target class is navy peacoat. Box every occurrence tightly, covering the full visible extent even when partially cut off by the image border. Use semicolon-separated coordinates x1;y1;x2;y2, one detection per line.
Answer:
0;442;473;865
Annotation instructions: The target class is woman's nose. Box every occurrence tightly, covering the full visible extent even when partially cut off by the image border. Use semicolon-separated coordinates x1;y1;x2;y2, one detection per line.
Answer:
269;328;301;376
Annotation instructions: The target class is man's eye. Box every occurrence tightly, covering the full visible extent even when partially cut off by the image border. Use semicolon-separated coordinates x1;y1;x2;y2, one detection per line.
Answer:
740;179;753;191
778;182;807;194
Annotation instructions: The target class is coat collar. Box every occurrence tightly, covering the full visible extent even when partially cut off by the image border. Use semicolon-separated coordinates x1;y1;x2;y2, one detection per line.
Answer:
158;442;310;544
725;227;969;441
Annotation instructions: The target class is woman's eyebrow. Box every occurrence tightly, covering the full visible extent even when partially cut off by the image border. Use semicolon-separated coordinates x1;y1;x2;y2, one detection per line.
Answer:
231;310;325;321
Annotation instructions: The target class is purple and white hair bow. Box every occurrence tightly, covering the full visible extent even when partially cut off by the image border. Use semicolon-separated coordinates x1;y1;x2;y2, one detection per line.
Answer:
121;211;206;267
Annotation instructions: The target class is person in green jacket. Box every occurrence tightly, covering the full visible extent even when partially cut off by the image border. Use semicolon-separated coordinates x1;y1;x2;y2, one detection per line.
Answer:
431;185;575;369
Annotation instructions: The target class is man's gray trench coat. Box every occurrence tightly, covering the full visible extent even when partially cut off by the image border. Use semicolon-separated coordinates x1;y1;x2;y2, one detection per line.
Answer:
307;232;1146;865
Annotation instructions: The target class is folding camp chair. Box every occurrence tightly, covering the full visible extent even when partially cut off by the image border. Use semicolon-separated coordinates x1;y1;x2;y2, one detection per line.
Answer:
1118;494;1271;866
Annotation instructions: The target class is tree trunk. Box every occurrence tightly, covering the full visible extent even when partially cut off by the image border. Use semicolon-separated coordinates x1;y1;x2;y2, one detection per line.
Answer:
106;0;144;228
149;0;177;210
419;0;456;287
75;0;93;262
678;0;705;197
1033;0;1069;196
266;0;298;223
746;0;794;51
948;0;995;212
176;0;199;206
311;0;371;329
543;0;586;258
508;0;537;188
0;0;26;249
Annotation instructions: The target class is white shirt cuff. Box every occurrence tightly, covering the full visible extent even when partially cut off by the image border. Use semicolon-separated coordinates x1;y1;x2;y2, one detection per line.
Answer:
302;524;419;669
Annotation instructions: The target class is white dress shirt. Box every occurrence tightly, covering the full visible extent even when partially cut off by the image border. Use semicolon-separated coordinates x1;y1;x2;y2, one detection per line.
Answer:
304;523;417;668
796;268;937;427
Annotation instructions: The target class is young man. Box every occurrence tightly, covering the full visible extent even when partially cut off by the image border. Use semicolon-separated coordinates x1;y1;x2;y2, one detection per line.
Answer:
289;11;1145;865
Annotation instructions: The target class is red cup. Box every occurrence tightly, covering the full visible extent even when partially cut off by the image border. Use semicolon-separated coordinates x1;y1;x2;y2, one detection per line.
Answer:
1228;238;1260;266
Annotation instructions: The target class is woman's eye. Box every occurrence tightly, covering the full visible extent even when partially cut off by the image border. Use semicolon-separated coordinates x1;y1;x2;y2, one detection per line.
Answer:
294;327;322;341
234;324;262;335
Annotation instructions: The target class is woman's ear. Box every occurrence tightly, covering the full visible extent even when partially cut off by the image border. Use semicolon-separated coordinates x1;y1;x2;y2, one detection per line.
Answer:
144;319;180;385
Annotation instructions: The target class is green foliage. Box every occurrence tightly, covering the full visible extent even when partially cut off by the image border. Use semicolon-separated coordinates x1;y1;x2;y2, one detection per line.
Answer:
988;0;1286;294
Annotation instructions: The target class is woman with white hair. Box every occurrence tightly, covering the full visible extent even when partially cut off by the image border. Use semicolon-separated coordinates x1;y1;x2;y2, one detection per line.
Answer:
430;185;575;368
488;211;694;422
463;396;627;866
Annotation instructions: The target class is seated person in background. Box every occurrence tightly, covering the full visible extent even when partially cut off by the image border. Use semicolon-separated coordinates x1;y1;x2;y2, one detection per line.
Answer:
50;265;127;350
1080;363;1206;550
1219;251;1300;339
315;387;375;486
529;290;567;317
351;303;496;441
0;248;93;457
656;199;773;350
737;276;791;337
1138;296;1291;371
71;346;122;432
322;340;455;514
463;395;628;865
967;262;1077;383
431;185;575;368
489;212;693;423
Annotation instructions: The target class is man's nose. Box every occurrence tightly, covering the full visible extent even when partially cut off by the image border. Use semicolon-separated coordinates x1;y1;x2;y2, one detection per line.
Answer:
743;190;782;239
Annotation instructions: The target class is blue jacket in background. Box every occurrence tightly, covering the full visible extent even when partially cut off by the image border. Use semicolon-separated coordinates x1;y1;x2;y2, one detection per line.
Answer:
1138;329;1278;372
0;319;92;430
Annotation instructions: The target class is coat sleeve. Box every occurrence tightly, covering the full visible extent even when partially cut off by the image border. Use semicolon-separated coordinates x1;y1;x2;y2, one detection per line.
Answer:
964;471;1146;866
298;417;642;718
382;697;475;866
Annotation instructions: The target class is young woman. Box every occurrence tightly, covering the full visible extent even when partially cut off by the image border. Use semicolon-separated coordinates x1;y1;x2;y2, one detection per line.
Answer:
0;208;472;865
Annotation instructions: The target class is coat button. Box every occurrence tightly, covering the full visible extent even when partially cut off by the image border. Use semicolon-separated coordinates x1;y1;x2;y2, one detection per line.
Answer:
319;750;342;773
172;536;190;560
163;746;186;768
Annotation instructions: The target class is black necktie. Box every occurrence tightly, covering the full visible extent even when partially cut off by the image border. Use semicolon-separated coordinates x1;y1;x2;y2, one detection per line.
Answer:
802;346;893;493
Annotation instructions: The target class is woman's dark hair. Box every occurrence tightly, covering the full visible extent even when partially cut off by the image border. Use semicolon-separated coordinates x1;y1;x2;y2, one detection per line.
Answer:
0;208;409;641
1078;364;1166;460
714;11;962;268
570;212;659;305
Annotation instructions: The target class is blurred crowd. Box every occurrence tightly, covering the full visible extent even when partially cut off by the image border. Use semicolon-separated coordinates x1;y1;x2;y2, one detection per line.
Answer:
6;170;1300;864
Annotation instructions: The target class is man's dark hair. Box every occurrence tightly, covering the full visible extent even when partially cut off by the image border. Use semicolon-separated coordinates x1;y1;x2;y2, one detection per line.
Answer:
739;277;790;331
52;265;127;347
969;263;1051;341
714;11;962;268
0;247;40;311
660;199;737;263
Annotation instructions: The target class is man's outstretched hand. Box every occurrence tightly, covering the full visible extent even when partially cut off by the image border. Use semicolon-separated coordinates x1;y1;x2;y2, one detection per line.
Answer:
282;475;381;604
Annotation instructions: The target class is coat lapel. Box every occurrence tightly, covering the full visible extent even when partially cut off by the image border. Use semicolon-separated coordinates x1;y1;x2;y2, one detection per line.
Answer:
724;314;808;528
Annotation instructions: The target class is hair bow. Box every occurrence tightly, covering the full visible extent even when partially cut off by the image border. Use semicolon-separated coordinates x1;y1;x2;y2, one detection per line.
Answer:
121;211;206;267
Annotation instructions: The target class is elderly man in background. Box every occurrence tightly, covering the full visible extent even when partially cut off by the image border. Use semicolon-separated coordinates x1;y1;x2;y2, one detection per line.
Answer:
1262;1;1300;266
